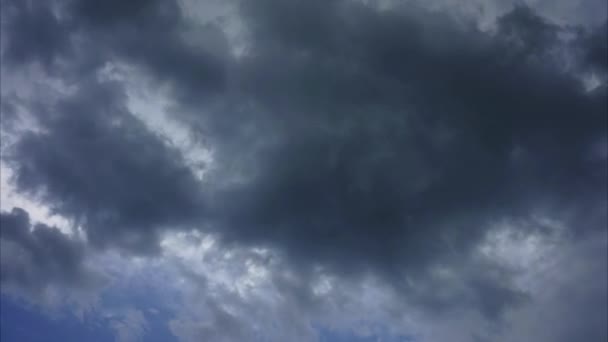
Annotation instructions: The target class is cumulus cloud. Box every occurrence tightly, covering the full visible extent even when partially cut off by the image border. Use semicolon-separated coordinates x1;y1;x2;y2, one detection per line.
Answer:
0;0;605;340
2;79;205;254
0;207;104;309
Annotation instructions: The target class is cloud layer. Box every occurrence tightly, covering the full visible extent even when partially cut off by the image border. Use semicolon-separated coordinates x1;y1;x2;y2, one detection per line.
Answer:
1;0;606;341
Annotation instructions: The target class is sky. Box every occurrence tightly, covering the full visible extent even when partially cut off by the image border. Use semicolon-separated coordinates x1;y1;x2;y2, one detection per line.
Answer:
0;0;606;341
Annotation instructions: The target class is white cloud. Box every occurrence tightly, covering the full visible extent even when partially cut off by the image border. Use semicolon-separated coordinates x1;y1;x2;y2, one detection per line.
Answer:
109;309;149;342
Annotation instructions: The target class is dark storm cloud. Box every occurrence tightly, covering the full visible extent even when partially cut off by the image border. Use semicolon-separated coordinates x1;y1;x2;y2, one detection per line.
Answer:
583;22;608;73
69;0;229;95
3;80;205;254
190;0;605;318
1;0;228;93
1;0;606;325
0;0;71;70
0;207;100;295
201;0;606;275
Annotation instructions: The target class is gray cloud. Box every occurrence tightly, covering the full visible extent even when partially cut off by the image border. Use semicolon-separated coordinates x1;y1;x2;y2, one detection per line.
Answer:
584;22;608;73
3;80;205;254
0;207;102;299
493;230;608;342
70;0;228;94
0;0;606;338
0;0;71;71
194;0;606;313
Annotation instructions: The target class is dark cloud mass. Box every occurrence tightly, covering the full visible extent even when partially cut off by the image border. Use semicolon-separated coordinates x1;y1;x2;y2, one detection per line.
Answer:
0;0;71;70
584;21;608;72
0;0;606;340
0;207;100;297
197;2;607;314
3;80;205;254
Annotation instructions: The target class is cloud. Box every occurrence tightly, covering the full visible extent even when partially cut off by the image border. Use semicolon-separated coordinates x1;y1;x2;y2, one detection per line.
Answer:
583;21;608;73
0;0;71;70
129;224;606;342
0;207;103;308
2;79;205;254
108;309;149;342
189;0;606;316
493;229;608;342
0;0;606;340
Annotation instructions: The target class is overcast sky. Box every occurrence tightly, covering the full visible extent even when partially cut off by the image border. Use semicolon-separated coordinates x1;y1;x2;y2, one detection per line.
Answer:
0;0;606;341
